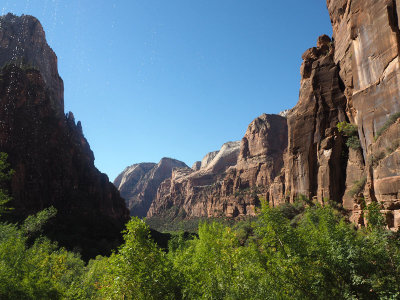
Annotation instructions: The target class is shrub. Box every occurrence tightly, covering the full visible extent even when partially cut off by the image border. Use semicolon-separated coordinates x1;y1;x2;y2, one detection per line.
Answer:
348;177;367;197
346;135;361;150
368;151;386;168
337;122;361;150
375;111;400;140
337;121;358;136
0;153;14;216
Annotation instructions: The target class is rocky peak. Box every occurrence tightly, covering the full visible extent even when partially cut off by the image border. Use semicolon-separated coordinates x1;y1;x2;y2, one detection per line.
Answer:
301;34;334;79
200;150;219;169
192;161;202;171
203;141;241;173
0;13;64;115
114;163;156;191
240;114;287;161
114;157;188;217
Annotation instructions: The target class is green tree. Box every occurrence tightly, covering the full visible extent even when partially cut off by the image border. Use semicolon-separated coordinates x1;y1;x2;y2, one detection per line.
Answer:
96;217;180;299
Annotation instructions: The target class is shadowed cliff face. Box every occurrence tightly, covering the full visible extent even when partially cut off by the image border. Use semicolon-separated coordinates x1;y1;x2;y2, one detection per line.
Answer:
284;36;348;204
0;15;129;259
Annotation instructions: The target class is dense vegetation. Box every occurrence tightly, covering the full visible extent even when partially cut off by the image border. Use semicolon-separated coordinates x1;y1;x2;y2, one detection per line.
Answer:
1;152;400;299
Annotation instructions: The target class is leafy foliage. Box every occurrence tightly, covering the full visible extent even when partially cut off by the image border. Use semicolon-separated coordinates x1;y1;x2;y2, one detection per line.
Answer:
0;144;399;299
0;209;94;299
95;218;180;299
337;121;358;136
348;176;367;198
337;121;361;150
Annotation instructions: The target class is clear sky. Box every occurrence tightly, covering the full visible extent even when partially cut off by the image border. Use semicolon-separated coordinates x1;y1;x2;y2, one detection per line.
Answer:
2;1;332;181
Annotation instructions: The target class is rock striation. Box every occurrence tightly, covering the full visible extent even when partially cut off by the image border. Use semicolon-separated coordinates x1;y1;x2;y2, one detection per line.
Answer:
0;14;129;259
114;158;188;217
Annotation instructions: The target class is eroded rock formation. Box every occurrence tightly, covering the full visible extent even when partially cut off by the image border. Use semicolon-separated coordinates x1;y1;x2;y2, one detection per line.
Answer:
114;158;187;217
147;116;288;220
0;14;129;259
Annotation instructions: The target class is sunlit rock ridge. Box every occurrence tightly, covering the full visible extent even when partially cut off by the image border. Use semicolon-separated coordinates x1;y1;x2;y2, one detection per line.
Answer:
0;13;129;259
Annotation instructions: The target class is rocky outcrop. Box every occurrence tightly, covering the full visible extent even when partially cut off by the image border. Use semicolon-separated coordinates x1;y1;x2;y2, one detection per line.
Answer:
148;115;288;220
284;35;348;204
0;14;129;259
114;158;187;217
147;141;242;219
192;161;201;171
0;13;64;115
200;150;219;169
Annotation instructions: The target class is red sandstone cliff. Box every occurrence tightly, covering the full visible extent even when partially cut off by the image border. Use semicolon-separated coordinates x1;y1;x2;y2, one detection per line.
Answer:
147;115;287;220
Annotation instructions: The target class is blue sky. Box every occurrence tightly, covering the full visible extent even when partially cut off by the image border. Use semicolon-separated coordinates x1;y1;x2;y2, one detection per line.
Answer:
2;1;332;180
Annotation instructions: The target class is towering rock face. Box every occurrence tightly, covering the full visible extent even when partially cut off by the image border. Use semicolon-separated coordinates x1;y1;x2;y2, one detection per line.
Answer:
325;0;400;227
0;14;129;259
284;35;348;204
114;158;188;217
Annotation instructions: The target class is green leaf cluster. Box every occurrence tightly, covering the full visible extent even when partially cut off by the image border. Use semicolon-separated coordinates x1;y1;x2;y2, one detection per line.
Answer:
0;208;95;299
337;121;361;150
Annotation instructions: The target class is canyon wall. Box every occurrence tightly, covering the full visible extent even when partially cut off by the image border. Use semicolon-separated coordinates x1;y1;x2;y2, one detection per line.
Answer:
147;0;400;229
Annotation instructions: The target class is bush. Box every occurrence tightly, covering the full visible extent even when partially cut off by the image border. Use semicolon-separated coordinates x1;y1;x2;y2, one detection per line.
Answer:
337;122;361;150
0;153;14;216
348;177;367;197
375;112;400;140
0;209;91;299
96;218;180;299
337;121;358;136
346;136;361;150
368;151;386;168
